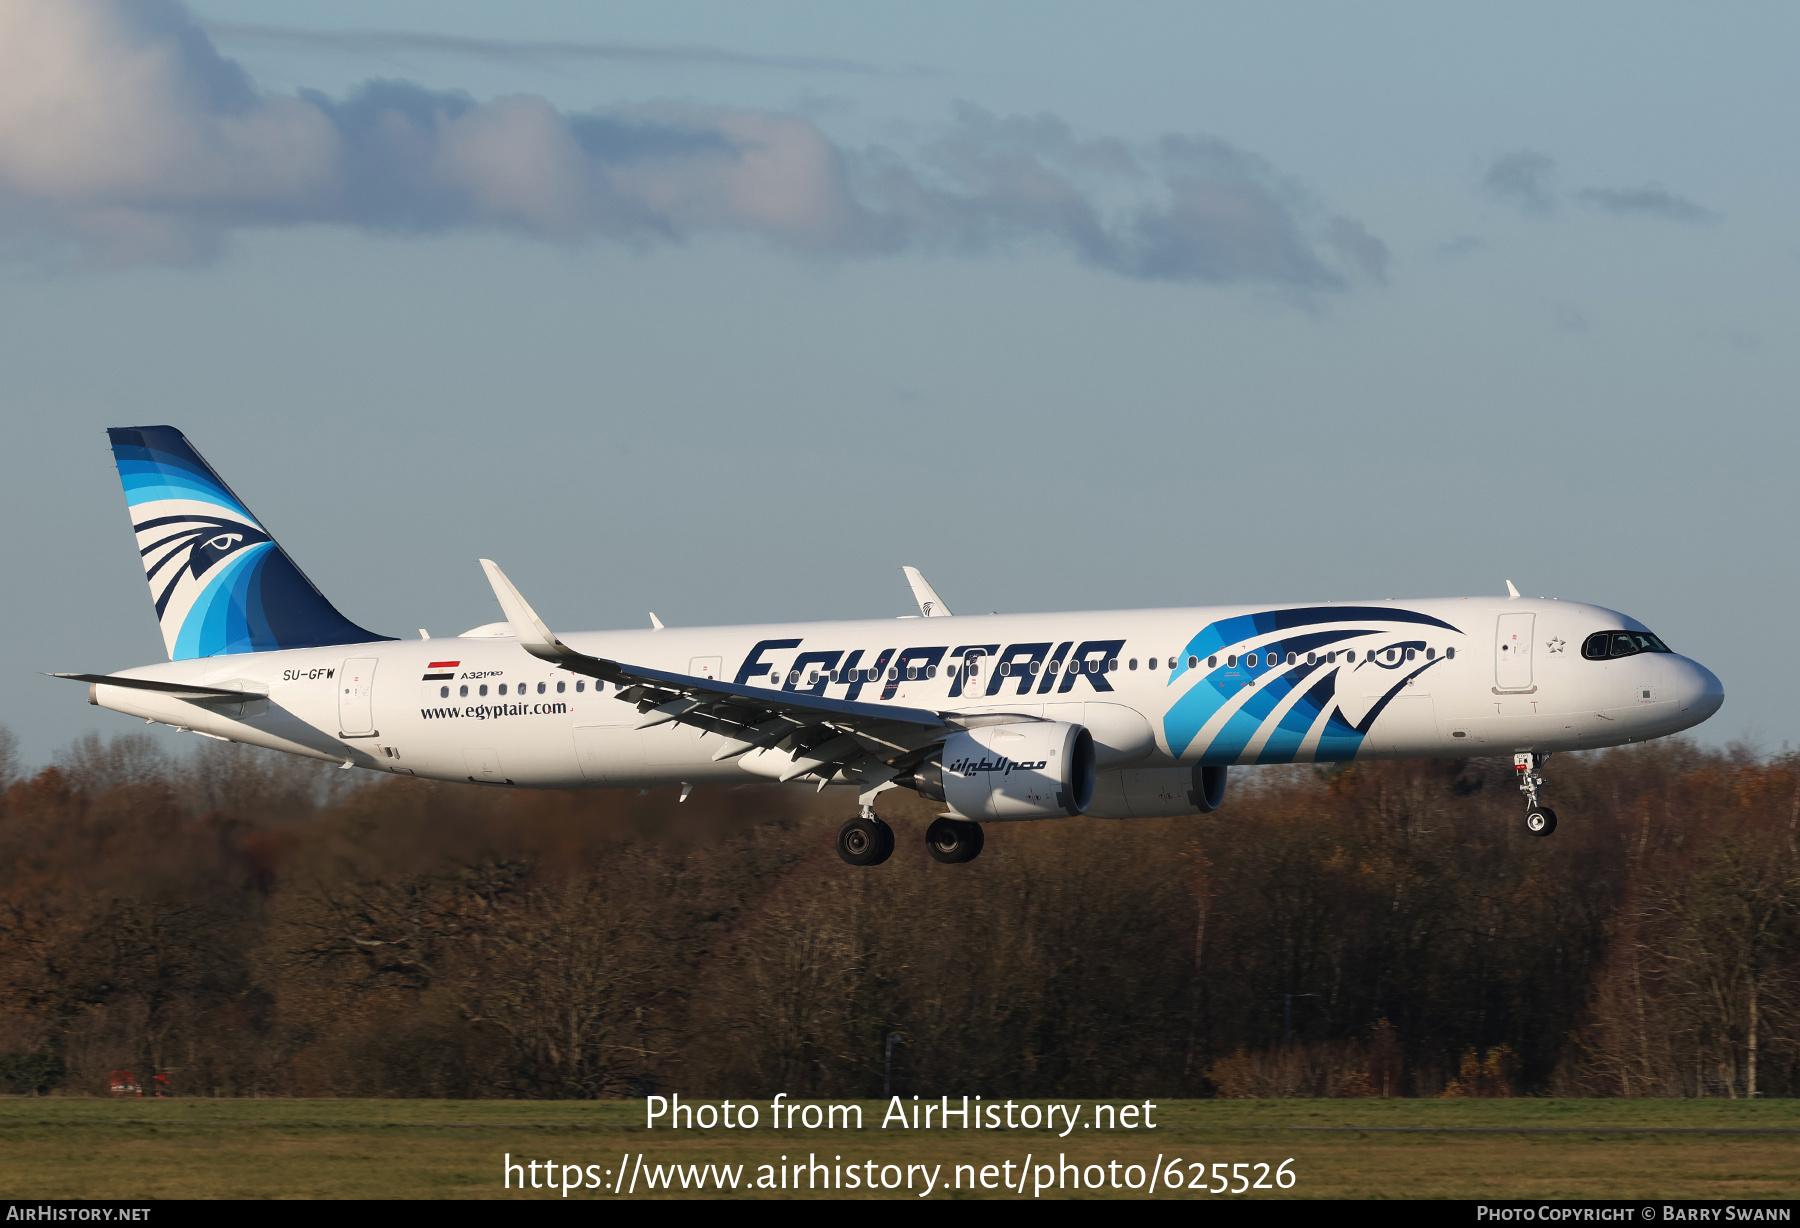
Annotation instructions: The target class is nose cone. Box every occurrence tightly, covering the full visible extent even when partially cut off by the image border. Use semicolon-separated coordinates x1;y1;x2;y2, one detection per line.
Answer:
1673;656;1725;725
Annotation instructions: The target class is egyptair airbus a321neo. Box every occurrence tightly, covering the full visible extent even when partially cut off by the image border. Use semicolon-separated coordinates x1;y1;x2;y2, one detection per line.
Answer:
57;427;1725;864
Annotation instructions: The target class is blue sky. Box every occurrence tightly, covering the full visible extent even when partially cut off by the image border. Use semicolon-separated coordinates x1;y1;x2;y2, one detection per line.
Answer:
2;1;1795;765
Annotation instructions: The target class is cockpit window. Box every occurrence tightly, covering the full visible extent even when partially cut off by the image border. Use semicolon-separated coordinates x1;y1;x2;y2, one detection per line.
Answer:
1582;630;1672;660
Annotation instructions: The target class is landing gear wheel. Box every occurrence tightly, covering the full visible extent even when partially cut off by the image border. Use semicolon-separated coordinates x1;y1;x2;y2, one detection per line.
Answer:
1525;808;1558;837
836;814;894;866
926;817;985;864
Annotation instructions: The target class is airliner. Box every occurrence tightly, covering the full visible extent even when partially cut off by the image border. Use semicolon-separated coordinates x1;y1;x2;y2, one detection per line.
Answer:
58;427;1725;865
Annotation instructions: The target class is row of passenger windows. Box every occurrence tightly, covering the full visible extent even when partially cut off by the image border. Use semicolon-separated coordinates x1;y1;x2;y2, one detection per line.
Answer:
436;680;600;699
1171;647;1455;670
437;641;1462;701
1582;630;1672;660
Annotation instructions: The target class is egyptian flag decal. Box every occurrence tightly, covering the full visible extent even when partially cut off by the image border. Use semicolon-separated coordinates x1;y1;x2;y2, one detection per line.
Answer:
422;660;460;681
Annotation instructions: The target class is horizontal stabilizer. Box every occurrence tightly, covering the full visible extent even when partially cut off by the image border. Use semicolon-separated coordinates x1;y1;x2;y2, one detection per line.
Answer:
48;673;261;701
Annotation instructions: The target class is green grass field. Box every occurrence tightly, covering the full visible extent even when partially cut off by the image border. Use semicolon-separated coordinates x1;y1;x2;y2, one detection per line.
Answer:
0;1097;1794;1200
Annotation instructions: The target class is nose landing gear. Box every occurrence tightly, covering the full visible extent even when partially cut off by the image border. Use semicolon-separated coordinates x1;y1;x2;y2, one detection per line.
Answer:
1515;752;1558;837
836;807;895;865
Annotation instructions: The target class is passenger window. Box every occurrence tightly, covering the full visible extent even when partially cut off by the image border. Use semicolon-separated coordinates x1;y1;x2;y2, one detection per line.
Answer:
1192;656;1202;669
498;684;507;696
479;684;488;697
439;686;449;698
460;685;468;697
1129;658;1138;671
1107;659;1119;672
1227;654;1237;667
1426;648;1435;660
1307;652;1316;665
1286;652;1296;665
557;681;565;693
538;682;546;694
888;667;899;681
1386;649;1396;663
1445;647;1454;660
1405;649;1416;661
1346;651;1356;663
928;665;938;679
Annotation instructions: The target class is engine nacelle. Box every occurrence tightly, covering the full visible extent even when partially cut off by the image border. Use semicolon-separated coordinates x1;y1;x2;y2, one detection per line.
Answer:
898;721;1095;820
1083;764;1228;819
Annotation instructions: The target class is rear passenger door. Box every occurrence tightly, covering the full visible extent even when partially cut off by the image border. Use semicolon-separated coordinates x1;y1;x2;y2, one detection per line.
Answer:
338;657;379;736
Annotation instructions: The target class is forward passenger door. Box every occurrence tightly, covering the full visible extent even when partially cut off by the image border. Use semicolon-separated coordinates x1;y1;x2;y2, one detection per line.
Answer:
1494;614;1534;692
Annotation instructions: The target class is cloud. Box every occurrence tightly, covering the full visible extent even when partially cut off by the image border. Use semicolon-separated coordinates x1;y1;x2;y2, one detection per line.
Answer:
1551;302;1589;334
0;0;1381;294
1574;186;1720;224
1482;150;1558;215
1478;149;1720;226
1435;235;1484;257
1321;216;1391;284
204;20;897;76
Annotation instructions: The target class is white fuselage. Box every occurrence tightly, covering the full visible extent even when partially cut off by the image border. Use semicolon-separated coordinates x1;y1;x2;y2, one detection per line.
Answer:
88;596;1724;796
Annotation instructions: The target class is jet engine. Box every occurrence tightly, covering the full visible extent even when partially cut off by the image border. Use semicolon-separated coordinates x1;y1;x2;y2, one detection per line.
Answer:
897;721;1095;820
1083;764;1228;819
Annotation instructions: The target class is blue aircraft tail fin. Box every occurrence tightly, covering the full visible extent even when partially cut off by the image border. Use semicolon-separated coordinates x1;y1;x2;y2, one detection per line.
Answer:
107;426;393;660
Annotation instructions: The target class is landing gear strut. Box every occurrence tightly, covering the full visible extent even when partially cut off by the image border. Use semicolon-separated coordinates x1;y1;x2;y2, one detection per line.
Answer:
926;816;984;864
836;806;894;866
1514;752;1557;837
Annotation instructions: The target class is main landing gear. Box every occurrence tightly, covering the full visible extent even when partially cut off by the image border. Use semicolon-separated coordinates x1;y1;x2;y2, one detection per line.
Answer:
836;807;895;866
925;816;984;864
833;809;987;865
1515;752;1558;837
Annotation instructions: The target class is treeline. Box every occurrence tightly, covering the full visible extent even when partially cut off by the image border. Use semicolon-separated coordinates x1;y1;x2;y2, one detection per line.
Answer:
0;726;1795;1099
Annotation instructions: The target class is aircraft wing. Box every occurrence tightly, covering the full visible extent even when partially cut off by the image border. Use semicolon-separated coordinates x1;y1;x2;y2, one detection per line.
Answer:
479;560;948;786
